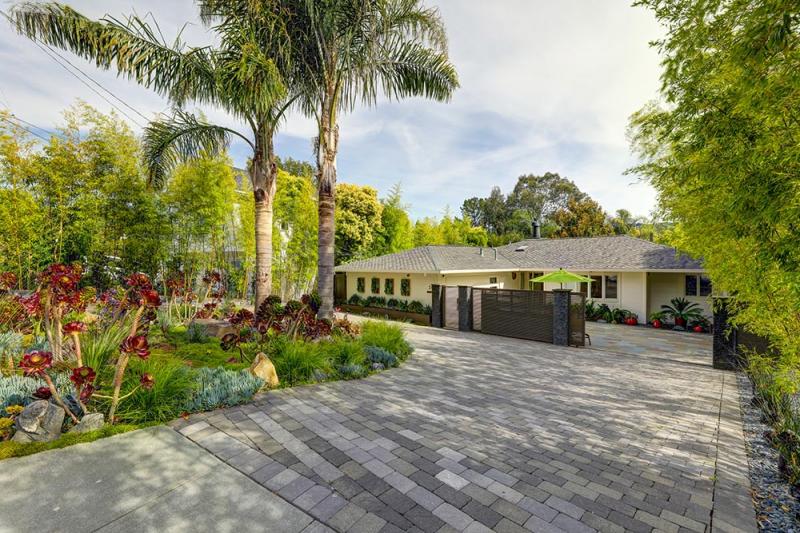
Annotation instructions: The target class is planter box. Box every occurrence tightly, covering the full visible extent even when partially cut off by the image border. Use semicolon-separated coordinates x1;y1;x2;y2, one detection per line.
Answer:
339;304;431;326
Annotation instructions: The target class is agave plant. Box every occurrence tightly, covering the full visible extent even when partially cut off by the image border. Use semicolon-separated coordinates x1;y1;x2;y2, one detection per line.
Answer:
661;297;704;327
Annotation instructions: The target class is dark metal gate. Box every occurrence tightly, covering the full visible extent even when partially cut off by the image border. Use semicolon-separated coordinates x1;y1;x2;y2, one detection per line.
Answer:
569;292;586;347
443;286;459;330
473;288;554;342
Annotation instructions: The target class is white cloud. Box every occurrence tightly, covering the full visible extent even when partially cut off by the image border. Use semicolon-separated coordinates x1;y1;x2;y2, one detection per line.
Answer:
0;0;664;219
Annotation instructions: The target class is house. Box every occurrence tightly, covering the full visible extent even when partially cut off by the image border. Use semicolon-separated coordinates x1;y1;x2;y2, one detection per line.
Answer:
334;235;713;322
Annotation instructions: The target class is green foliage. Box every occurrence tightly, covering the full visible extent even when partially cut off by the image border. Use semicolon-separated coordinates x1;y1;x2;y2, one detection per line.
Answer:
551;197;613;238
365;345;398;368
336;364;366;380
113;357;195;424
0;373;73;410
335;183;383;264
360;321;412;361
82;320;130;377
374;183;415;256
270;338;332;387
413;211;489;247
660;298;703;324
183;367;263;413
323;338;366;368
151;327;246;371
186;322;210;344
630;0;800;396
0;423;145;461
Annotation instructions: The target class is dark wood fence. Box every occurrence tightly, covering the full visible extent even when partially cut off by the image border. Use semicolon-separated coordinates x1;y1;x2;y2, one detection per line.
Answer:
569;292;586;347
443;286;459;330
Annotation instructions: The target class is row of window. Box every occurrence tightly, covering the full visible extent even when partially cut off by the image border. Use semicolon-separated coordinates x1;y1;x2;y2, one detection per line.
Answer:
686;274;713;297
577;275;617;299
356;277;411;296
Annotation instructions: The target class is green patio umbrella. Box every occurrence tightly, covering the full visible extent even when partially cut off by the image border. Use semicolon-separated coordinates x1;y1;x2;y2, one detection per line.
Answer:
529;269;594;289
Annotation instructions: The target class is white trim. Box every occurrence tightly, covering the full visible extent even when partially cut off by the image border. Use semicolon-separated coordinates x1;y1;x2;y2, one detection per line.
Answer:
336;267;706;275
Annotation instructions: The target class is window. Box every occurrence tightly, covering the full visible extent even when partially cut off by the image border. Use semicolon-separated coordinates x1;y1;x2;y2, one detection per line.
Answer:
686;274;712;297
579;282;588;297
371;277;380;294
489;277;498;284
685;275;698;296
356;277;365;293
699;275;713;296
400;278;411;297
384;278;394;295
604;275;618;299
531;272;544;291
590;276;602;298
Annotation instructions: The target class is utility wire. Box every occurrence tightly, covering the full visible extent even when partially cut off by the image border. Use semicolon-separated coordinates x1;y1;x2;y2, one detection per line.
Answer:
0;115;50;142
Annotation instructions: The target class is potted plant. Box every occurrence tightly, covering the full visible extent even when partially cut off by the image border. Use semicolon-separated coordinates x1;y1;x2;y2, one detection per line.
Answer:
649;311;666;329
661;297;703;330
690;316;711;333
624;313;638;326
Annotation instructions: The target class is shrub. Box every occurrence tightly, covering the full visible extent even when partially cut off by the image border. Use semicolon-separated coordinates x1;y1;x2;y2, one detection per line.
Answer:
407;301;425;314
270;338;332;386
360;321;412;360
0;373;74;410
348;294;363;306
365;345;398;368
184;367;264;412
186;322;210;343
81;320;129;378
386;298;399;309
336;364;366;379
323;338;366;367
107;357;195;424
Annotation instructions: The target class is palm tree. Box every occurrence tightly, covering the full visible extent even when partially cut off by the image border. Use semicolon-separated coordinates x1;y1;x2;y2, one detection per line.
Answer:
289;0;459;318
9;1;294;308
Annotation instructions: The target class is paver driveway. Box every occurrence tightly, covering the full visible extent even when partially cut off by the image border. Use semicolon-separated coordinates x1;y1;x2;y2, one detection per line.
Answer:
172;324;752;533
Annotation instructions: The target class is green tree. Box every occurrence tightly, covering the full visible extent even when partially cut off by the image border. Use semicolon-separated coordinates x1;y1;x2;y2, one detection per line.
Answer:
273;170;318;299
11;1;296;308
551;197;613;238
374;183;415;256
290;0;459;317
335;183;383;264
630;0;800;390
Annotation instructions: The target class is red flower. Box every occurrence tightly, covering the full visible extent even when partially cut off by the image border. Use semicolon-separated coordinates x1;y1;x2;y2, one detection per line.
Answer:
79;384;95;402
140;289;161;308
202;271;221;285
63;321;88;334
33;386;52;400
140;373;155;390
19;351;53;377
70;366;96;386
0;272;17;292
228;309;255;326
121;335;150;359
16;293;41;316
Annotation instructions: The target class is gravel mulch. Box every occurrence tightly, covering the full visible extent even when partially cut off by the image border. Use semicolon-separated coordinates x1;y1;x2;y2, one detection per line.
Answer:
737;372;800;532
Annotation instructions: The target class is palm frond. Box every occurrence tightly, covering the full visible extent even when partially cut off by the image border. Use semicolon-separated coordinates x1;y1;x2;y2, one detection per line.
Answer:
142;110;253;188
370;40;459;103
9;2;218;105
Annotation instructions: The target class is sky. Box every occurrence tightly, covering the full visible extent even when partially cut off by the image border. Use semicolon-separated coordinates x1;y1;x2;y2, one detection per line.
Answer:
0;0;665;220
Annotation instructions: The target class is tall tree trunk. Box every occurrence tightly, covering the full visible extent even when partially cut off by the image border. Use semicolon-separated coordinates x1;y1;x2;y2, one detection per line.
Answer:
316;107;339;319
252;134;277;310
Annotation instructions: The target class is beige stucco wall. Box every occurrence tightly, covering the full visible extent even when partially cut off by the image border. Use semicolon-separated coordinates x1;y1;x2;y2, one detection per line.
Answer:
342;269;711;323
647;272;712;319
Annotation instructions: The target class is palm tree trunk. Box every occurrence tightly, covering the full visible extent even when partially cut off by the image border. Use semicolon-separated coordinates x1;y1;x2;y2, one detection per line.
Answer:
252;135;277;310
316;108;339;319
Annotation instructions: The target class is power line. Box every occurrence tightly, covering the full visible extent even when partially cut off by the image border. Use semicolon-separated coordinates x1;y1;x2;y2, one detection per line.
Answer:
0;115;50;142
30;39;146;128
42;42;151;123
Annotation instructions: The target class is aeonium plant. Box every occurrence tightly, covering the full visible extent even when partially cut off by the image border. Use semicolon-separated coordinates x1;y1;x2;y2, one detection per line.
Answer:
19;350;83;423
106;273;160;423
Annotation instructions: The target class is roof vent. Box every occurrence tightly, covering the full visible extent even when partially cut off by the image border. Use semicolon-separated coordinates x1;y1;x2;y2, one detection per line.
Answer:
514;245;528;252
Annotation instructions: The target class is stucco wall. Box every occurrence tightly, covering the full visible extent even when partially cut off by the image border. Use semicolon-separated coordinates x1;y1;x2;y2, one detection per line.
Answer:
647;272;712;319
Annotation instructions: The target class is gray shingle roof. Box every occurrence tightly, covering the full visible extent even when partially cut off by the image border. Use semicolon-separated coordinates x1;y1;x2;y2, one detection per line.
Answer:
334;235;703;273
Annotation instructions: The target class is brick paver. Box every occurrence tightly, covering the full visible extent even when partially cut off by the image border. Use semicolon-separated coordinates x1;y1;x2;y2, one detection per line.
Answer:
171;323;751;532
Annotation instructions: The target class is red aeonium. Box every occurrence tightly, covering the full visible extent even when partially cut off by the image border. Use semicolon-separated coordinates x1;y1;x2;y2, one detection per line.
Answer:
140;373;155;390
69;366;96;387
19;351;53;377
33;386;52;400
63;321;88;335
79;384;95;402
121;335;150;359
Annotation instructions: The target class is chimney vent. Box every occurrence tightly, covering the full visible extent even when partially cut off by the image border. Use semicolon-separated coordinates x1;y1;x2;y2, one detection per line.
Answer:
532;220;541;239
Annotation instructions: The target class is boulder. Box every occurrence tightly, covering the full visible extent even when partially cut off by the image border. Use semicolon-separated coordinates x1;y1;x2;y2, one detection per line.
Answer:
191;318;235;338
69;413;105;434
12;400;65;443
249;352;279;388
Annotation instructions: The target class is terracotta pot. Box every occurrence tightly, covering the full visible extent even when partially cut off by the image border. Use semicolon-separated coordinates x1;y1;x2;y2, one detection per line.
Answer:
675;317;686;327
652;319;662;329
693;325;704;333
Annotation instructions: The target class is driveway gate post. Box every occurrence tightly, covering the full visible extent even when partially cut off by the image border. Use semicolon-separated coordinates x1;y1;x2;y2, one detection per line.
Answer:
552;289;570;346
431;284;443;328
457;286;472;331
713;297;738;370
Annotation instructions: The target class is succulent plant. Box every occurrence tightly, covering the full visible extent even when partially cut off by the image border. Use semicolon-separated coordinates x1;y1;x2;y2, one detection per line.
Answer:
336;364;366;379
365;345;398;368
183;368;264;412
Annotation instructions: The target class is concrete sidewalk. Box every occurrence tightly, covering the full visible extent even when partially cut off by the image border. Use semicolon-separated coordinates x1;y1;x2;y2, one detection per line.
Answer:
0;426;316;533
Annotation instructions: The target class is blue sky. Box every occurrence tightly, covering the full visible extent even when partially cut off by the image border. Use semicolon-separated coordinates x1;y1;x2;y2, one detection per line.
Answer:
0;0;664;220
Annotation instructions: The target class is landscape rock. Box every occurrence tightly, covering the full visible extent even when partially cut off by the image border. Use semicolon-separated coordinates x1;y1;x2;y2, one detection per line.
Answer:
12;400;65;443
249;352;279;388
191;318;235;338
69;413;105;434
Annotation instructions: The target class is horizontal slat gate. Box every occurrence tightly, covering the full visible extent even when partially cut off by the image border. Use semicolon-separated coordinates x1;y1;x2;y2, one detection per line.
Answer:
478;288;554;342
471;288;482;331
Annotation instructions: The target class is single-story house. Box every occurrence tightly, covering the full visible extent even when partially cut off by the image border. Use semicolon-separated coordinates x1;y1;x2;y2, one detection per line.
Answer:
334;235;713;322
